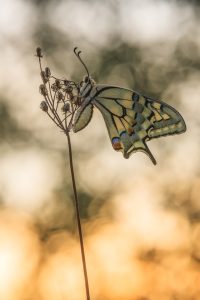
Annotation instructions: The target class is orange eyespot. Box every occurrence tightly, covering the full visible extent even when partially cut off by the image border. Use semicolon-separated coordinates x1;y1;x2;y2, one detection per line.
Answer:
113;143;122;150
128;127;134;135
112;137;122;151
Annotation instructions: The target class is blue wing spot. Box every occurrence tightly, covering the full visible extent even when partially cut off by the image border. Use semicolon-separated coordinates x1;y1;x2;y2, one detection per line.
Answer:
112;137;122;150
136;114;145;123
120;131;126;137
112;137;120;143
131;133;140;142
134;124;142;132
132;92;139;101
133;102;143;113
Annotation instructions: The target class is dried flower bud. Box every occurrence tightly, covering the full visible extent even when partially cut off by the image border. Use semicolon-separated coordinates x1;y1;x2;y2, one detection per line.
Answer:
36;47;43;58
45;67;51;79
40;101;48;112
62;103;70;112
55;79;61;89
66;86;73;93
51;83;57;92
39;84;48;96
64;80;69;85
40;71;48;83
57;91;64;101
67;93;74;101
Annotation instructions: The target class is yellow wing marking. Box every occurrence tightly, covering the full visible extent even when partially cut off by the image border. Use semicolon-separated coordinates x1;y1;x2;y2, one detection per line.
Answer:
98;98;123;116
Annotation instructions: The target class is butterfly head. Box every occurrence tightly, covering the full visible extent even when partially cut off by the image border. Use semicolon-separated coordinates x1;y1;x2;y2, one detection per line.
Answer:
79;75;95;97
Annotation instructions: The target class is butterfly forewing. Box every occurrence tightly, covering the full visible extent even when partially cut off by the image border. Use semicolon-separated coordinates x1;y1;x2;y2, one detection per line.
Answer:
92;85;186;164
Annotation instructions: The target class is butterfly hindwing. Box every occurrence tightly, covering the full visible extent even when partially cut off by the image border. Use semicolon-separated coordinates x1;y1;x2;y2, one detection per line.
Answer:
92;85;186;164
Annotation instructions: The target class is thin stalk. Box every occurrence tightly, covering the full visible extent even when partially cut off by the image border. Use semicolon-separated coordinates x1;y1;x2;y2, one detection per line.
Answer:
65;131;91;300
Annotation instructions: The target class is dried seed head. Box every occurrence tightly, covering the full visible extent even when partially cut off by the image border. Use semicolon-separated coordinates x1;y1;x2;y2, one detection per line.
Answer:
57;91;64;101
51;83;57;92
55;79;61;89
62;103;70;112
66;86;73;93
36;47;43;58
40;101;48;112
39;84;48;96
64;80;69;85
45;67;51;79
67;93;74;101
40;71;48;83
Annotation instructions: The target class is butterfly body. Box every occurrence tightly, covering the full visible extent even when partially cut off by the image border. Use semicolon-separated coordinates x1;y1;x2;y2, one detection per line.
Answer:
73;75;186;165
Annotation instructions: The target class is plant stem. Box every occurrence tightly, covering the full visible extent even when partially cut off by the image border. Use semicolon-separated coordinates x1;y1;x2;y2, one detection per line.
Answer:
65;131;91;300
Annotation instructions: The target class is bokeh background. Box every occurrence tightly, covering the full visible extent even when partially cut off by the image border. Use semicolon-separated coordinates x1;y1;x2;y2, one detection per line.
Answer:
0;0;200;299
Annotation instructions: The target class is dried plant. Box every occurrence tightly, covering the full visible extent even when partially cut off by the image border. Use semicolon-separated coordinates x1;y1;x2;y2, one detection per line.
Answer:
36;47;91;300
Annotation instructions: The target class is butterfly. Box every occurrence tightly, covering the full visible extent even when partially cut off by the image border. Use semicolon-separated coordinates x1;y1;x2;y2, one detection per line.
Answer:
72;48;186;165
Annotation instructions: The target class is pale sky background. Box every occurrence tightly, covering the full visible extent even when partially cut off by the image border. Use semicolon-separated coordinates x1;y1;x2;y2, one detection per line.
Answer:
0;0;200;299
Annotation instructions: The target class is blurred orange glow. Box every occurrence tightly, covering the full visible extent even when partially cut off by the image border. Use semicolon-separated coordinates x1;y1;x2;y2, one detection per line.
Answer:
38;232;85;300
0;211;40;300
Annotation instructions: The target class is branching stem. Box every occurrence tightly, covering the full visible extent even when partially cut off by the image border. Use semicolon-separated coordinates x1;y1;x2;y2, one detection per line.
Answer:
36;47;91;299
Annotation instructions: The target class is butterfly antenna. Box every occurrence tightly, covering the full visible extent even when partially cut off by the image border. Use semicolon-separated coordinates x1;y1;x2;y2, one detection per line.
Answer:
74;47;90;78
